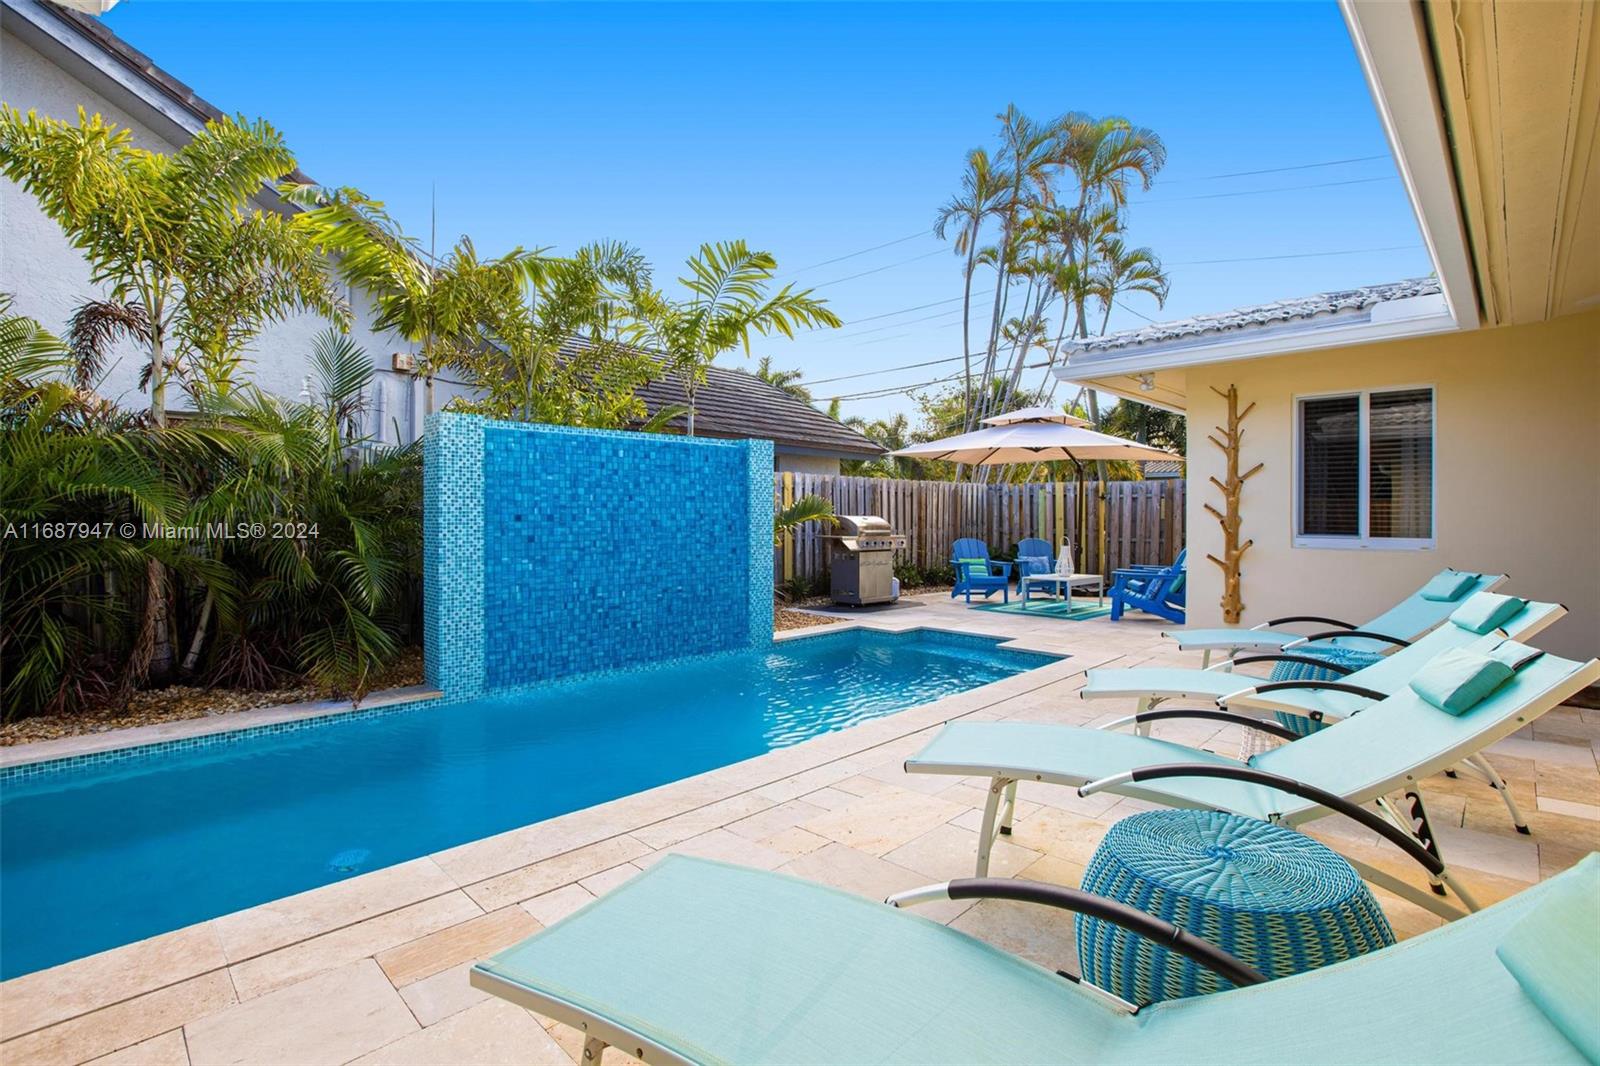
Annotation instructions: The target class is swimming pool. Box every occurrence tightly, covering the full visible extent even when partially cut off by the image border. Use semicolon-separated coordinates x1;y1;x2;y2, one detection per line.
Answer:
0;628;1057;978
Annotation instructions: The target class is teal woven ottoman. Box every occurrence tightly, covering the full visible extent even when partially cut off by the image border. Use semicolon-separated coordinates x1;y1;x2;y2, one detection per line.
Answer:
1077;809;1395;1005
1267;645;1384;736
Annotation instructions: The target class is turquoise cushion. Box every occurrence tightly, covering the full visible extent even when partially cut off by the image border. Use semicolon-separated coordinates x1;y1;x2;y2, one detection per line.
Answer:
956;558;989;578
1018;555;1050;576
1449;592;1527;634
1486;639;1545;672
1420;570;1478;601
1409;648;1514;715
1495;864;1600;1063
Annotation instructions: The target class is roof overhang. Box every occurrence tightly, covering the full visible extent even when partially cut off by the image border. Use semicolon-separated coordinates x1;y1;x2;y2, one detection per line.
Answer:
1339;0;1481;329
1055;292;1456;412
2;0;207;144
1345;1;1600;325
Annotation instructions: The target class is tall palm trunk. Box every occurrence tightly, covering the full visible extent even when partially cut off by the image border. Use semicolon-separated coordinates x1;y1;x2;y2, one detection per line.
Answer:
137;309;175;687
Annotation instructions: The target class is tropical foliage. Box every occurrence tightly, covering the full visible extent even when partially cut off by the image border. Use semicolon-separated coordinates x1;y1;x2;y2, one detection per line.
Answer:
774;493;837;545
930;105;1175;477
752;356;812;403
0;106;350;688
628;241;841;434
0;298;422;720
1;109;842;721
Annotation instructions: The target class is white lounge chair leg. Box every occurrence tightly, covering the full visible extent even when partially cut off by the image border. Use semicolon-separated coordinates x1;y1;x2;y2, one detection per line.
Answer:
582;1035;608;1063
975;778;1010;876
999;779;1018;835
1201;649;1212;669
1134;697;1151;737
1465;754;1530;834
1437;867;1482;913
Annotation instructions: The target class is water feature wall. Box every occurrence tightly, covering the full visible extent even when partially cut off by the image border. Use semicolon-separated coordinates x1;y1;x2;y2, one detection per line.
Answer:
424;412;774;697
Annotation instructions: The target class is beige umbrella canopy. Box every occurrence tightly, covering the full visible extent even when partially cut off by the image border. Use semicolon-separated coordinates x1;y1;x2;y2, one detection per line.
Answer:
890;407;1180;571
890;413;1177;466
980;406;1091;427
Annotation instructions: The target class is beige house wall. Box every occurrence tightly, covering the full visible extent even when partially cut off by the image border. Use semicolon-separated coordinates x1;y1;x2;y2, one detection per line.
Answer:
1182;308;1600;660
776;452;843;476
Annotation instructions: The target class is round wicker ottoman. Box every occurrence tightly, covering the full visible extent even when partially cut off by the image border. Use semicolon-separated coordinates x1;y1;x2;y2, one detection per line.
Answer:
1077;809;1395;1005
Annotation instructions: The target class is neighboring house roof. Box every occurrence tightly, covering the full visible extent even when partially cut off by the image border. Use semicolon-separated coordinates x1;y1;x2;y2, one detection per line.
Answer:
1141;459;1186;479
3;0;316;190
634;363;883;459
1072;277;1443;356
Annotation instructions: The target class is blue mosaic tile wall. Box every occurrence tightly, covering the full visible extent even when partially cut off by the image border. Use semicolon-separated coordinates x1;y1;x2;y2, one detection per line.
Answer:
423;412;773;697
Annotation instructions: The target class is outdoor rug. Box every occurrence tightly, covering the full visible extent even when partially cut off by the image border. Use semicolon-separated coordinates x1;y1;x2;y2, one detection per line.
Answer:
977;598;1113;621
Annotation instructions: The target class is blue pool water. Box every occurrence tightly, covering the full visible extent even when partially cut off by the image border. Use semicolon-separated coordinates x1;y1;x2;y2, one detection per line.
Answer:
0;629;1056;978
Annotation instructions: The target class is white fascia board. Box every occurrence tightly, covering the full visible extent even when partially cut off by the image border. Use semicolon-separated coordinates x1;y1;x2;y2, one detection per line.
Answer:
1051;307;1459;379
2;0;206;141
1339;0;1481;328
2;1;291;216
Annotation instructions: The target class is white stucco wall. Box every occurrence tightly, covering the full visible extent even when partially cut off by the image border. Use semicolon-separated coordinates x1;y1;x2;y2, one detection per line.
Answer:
0;26;437;442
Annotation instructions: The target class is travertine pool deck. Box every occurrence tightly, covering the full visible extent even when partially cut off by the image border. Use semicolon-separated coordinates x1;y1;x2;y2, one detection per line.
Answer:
2;593;1596;1065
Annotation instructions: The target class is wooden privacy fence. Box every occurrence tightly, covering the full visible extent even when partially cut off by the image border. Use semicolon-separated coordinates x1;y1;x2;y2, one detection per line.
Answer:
774;474;1186;585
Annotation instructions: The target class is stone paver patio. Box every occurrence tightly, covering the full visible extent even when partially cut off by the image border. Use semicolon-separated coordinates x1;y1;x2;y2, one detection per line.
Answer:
2;592;1596;1065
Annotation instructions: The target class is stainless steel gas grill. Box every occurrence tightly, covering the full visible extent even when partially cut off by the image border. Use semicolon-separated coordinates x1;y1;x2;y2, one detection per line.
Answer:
827;515;907;606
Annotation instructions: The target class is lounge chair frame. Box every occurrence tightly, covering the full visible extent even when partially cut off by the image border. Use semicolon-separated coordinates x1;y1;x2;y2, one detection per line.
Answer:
473;869;1267;1065
908;654;1599;921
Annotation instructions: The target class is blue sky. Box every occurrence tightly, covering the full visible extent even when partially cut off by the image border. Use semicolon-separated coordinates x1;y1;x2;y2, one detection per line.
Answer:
104;1;1430;422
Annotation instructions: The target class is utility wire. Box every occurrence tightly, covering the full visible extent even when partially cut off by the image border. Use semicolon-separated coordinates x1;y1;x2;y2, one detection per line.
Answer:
1133;175;1396;205
778;230;931;276
1162;154;1391;183
810;248;949;289
1167;243;1421;266
780;153;1394;284
822;359;1052;402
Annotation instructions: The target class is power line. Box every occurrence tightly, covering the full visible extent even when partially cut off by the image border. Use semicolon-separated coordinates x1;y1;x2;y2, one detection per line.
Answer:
807;351;980;386
1164;154;1391;183
1134;175;1396;205
822;359;1052;403
779;230;930;276
811;248;949;289
1168;243;1422;266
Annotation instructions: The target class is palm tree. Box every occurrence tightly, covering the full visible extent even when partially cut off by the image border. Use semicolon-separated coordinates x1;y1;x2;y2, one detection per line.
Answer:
1054;115;1165;432
1;107;345;686
774;494;837;545
628;241;841;435
0;108;344;425
753;356;812;402
934;147;1009;414
432;240;658;427
1091;238;1169;335
976;106;1063;430
282;183;557;416
193;334;420;697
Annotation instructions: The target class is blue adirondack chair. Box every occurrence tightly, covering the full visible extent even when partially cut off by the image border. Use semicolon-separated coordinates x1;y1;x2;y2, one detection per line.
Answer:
950;538;1012;604
1014;538;1055;580
1110;548;1187;623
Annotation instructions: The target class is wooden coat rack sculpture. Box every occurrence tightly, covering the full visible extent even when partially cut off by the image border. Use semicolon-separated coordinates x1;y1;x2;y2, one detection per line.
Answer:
1204;385;1262;623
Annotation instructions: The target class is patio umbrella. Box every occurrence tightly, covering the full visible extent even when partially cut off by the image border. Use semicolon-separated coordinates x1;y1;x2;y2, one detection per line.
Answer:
980;406;1091;427
890;408;1179;570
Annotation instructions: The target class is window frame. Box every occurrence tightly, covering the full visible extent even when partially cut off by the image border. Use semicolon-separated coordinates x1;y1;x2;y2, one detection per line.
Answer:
1292;384;1436;551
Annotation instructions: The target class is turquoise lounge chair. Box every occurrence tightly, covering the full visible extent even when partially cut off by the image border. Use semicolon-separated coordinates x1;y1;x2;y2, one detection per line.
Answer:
1078;596;1569;834
905;647;1600;918
1109;548;1186;623
1165;568;1506;666
471;852;1600;1065
950;537;1011;604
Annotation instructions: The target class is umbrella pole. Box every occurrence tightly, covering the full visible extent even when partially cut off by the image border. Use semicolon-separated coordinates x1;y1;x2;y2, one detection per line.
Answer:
1073;459;1087;571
